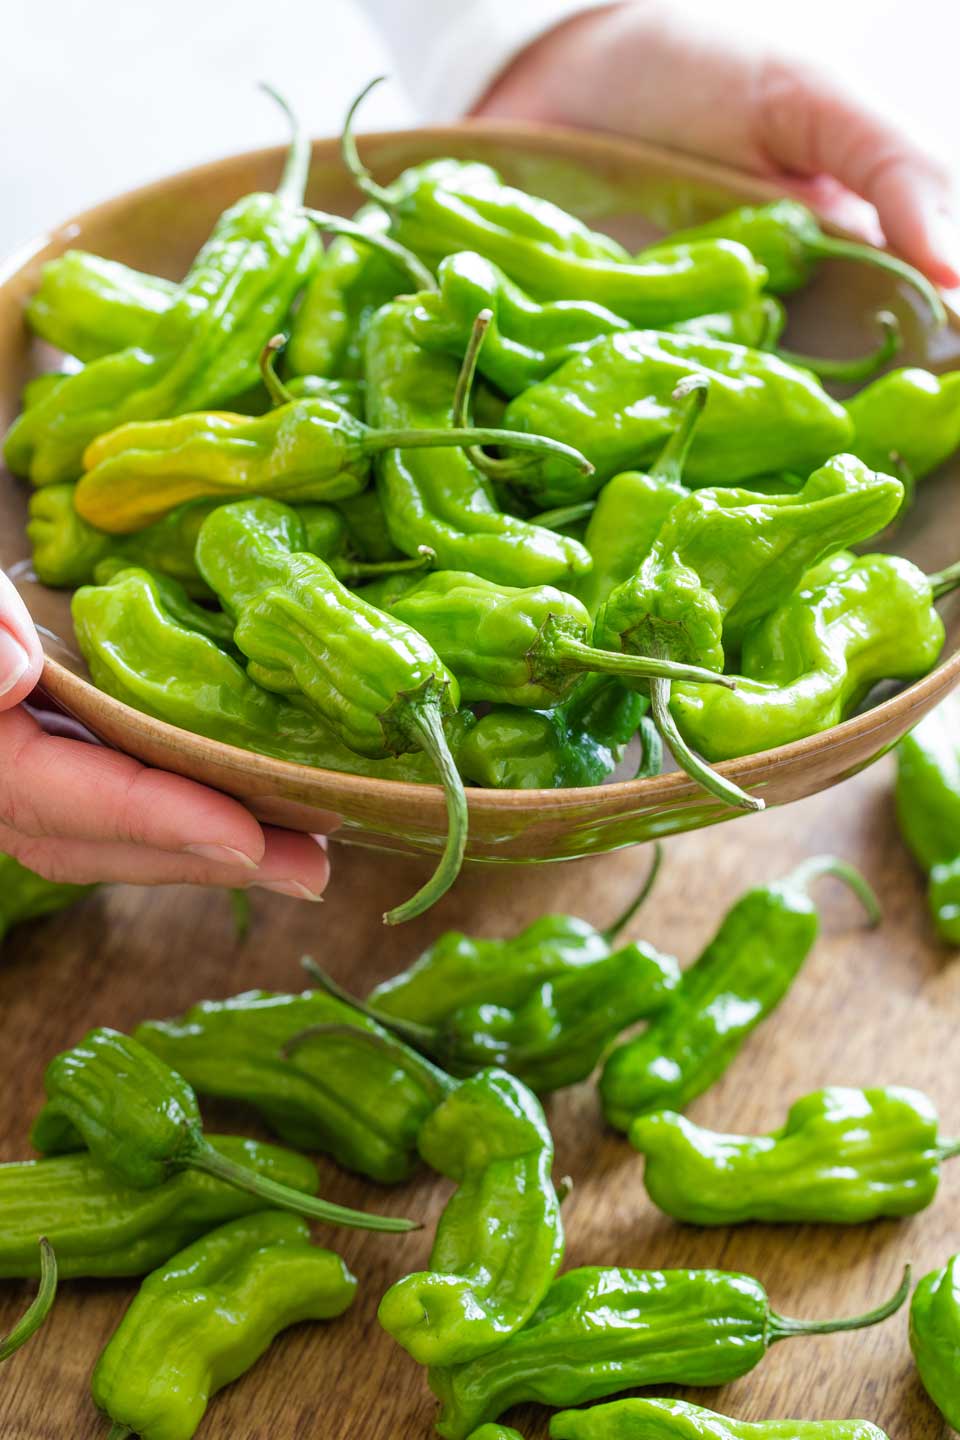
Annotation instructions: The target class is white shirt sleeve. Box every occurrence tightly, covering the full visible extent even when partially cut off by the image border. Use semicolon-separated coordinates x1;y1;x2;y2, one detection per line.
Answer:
355;0;612;120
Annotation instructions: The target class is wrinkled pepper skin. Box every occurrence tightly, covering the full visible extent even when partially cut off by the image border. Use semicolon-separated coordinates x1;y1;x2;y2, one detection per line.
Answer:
0;852;92;945
847;368;960;479
629;1086;958;1225
25;249;178;361
600;858;874;1131
364;298;592;586
502;330;854;505
429;1265;907;1439
91;1212;357;1440
379;1070;564;1365
91;559;235;650
0;1136;319;1279
135;988;454;1184
550;1398;890;1440
896;690;960;945
672;553;947;761
910;1253;960;1429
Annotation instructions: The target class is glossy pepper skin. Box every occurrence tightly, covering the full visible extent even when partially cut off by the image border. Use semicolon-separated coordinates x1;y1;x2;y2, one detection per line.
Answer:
5;99;317;486
429;1265;909;1439
379;1069;564;1366
910;1253;960;1429
600;857;880;1132
629;1085;960;1225
896;690;960;944
847;367;960;479
30;1027;415;1232
135;988;455;1184
91;1212;357;1440
0;852;92;944
550;1398;890;1440
502;330;854;506
25;250;178;361
364;297;592;587
0;1135;318;1279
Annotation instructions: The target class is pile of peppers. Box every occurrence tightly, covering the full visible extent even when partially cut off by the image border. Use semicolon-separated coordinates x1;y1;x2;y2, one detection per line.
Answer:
7;79;960;925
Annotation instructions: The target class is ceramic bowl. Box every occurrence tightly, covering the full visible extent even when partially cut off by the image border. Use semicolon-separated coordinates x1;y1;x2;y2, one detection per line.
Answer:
2;122;958;863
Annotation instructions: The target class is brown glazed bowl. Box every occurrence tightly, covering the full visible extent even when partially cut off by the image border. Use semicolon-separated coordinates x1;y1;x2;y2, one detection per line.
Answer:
2;122;959;864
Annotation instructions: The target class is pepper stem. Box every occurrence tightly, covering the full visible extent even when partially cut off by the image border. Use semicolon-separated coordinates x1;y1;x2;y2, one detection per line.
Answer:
650;676;764;813
784;855;882;927
384;702;469;926
190;1139;417;1232
340;76;395;209
811;230;947;329
302;208;436;293
260;84;311;209
928;558;960;599
360;422;593;475
259;334;296;408
335;546;435;582
299;957;437;1048
0;1239;57;1363
602;842;663;942
775;310;902;384
937;1138;960;1162
635;714;664;781
769;1266;910;1342
650;376;709;485
229;889;251;942
529;501;596;530
451;311;555;481
281;1018;452;1107
550;630;738;689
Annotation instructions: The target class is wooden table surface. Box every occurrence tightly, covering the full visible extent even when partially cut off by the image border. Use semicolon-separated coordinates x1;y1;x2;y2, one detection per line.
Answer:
1;756;955;1438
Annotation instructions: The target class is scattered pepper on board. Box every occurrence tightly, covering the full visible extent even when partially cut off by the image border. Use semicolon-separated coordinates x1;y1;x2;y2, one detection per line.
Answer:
895;689;960;945
549;1398;891;1440
910;1252;960;1430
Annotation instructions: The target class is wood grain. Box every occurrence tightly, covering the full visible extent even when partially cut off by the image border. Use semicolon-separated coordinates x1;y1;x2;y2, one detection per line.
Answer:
0;757;955;1438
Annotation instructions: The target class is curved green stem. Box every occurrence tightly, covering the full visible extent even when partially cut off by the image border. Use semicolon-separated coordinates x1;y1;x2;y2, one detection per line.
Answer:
302;208;435;293
360;423;593;475
340;75;395;209
259;334;296;408
928;558;960;599
529;501;596;530
229;889;251;942
602;842;663;942
0;1239;57;1362
937;1137;960;1163
811;232;947;329
757;295;788;350
299;957;438;1048
775;309;902;384
261;84;311;208
785;855;882;926
651;375;709;485
281;1019;452;1106
335;546;435;583
651;676;764;813
551;631;737;689
635;714;664;781
769;1266;910;1342
384;701;469;926
191;1138;416;1232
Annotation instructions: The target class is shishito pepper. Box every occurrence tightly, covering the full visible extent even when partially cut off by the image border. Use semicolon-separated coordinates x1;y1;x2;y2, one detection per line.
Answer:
0;1135;319;1279
600;857;880;1132
549;1398;891;1440
0;1240;57;1363
5;90;318;486
134;987;455;1184
848;367;960;479
910;1253;960;1429
91;1212;356;1440
896;690;960;944
25;250;179;362
379;1069;564;1365
468;1430;524;1440
429;1264;910;1439
30;1027;416;1232
0;852;93;945
629;1085;960;1225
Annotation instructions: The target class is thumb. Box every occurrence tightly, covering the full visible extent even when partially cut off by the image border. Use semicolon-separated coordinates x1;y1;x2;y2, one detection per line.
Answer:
0;572;44;710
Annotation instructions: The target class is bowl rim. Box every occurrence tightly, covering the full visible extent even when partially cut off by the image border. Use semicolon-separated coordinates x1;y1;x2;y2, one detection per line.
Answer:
8;116;960;810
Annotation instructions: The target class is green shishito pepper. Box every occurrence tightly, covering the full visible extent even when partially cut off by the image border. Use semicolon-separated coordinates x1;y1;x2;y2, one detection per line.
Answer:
600;857;880;1132
629;1085;960;1225
671;552;957;763
848;367;960;479
92;1212;356;1440
429;1264;910;1439
549;1398;891;1440
0;1240;57;1363
0;852;93;945
0;1135;319;1279
194;497;468;924
5;90;318;487
30;1027;416;1233
910;1253;960;1429
661;197;946;325
379;1069;564;1366
134;987;454;1185
26;250;179;362
467;1429;524;1440
896;690;960;945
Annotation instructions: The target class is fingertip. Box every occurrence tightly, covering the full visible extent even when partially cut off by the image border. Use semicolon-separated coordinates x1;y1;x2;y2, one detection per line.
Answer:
0;627;42;708
248;826;332;901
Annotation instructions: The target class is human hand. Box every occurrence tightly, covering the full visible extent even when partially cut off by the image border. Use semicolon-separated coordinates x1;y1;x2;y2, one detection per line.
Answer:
475;1;960;287
0;572;331;898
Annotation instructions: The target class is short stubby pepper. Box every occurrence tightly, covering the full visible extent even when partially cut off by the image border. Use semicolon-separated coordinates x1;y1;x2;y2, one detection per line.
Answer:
134;987;455;1185
30;1027;416;1232
896;690;960;945
91;1211;357;1440
910;1253;960;1429
428;1264;910;1439
629;1085;960;1225
0;1135;319;1279
0;1240;57;1364
501;330;855;506
847;367;960;479
0;852;93;945
379;1069;564;1366
549;1398;891;1440
25;249;179;362
599;857;880;1132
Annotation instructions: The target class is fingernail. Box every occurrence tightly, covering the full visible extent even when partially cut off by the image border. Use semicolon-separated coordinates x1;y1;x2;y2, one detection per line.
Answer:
254;879;325;901
309;834;329;850
183;842;259;869
0;629;30;698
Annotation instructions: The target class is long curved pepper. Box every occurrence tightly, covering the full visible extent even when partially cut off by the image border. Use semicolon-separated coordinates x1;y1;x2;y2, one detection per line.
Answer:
0;1239;57;1362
